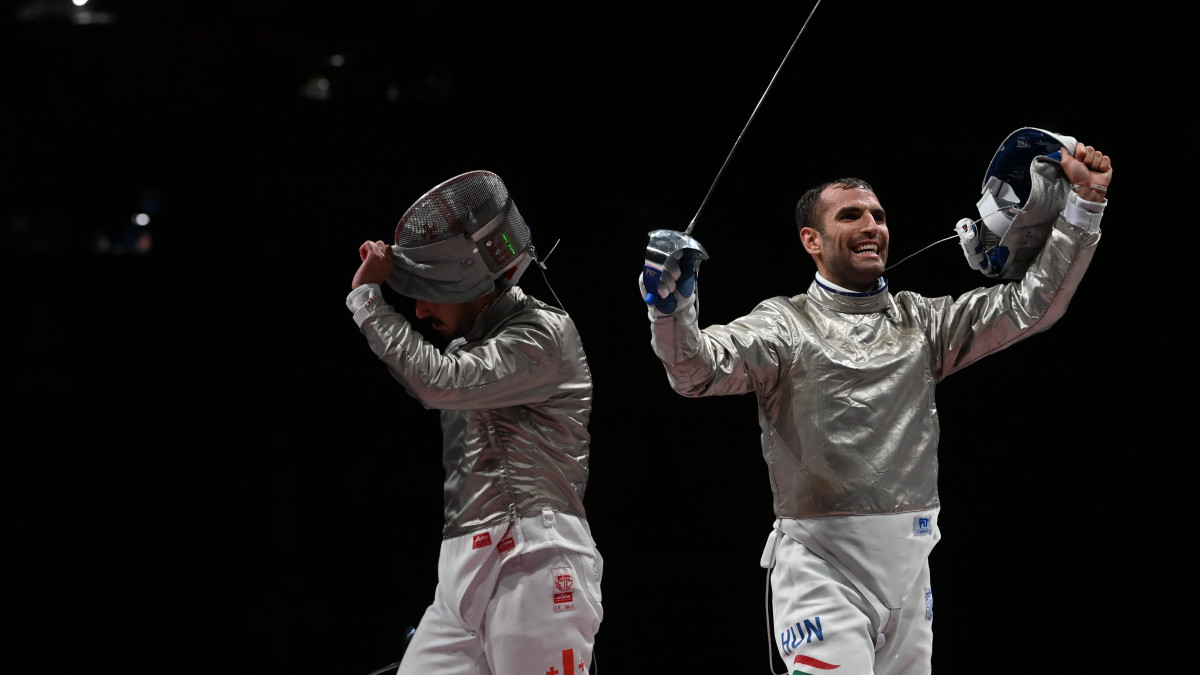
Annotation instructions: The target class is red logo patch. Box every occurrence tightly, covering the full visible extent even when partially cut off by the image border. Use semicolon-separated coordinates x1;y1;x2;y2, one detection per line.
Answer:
498;535;515;554
554;590;575;612
552;566;576;612
472;533;492;549
553;568;574;592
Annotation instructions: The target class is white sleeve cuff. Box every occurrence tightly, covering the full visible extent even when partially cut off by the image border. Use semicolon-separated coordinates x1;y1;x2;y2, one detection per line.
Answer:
1063;190;1106;233
347;283;384;327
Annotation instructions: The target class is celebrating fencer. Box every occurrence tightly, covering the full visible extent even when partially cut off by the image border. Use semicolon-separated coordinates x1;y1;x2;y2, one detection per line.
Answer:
638;129;1111;673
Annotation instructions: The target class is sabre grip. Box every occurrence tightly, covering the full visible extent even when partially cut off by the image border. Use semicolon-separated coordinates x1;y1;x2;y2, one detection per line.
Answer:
955;217;1005;277
642;229;709;314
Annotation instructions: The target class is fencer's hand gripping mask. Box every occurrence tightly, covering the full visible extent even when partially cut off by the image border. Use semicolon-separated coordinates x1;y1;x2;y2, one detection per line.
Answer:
956;127;1077;279
387;170;535;303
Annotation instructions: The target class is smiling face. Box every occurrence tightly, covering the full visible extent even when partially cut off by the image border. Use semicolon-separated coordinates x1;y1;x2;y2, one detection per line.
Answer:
799;184;889;292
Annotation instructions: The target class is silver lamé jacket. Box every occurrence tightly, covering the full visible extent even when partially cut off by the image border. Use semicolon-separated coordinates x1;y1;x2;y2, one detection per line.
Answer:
349;285;593;538
648;194;1103;520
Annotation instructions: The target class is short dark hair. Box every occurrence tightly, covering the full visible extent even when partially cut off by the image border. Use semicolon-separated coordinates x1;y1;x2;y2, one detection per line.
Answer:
794;178;875;235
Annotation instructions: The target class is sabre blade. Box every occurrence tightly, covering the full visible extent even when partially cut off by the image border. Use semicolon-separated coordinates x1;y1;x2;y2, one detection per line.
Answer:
685;0;826;236
642;2;826;308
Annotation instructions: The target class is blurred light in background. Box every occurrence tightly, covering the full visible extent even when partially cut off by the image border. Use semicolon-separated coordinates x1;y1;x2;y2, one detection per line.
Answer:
299;49;401;103
4;1;440;258
15;0;112;24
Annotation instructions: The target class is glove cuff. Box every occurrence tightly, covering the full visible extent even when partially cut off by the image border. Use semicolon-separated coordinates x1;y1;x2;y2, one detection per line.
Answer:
648;288;696;318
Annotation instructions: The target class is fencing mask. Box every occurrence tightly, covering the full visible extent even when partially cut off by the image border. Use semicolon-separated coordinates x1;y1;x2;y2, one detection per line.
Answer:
386;170;535;303
956;127;1077;279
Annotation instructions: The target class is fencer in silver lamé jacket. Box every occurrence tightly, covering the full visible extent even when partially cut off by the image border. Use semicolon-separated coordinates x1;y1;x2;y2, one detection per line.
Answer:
350;285;592;539
649;202;1102;521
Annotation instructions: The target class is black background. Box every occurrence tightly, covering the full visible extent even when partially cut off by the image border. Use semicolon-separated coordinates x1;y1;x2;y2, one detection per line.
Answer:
3;1;1190;673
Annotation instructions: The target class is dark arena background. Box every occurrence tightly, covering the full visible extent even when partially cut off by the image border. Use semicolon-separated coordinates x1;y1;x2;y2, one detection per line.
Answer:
3;1;1189;673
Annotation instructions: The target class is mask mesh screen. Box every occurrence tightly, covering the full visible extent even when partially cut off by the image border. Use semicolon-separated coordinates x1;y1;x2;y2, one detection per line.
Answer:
395;171;508;248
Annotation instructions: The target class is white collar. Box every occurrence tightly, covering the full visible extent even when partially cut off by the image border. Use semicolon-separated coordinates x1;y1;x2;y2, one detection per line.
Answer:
814;272;884;295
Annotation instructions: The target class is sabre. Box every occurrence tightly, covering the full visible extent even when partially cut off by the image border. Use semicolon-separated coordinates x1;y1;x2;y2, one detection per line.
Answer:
643;0;827;307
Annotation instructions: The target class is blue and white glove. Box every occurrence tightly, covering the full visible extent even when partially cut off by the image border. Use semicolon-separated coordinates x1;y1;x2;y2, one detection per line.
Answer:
640;230;708;315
